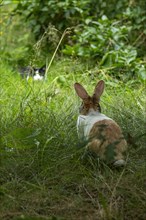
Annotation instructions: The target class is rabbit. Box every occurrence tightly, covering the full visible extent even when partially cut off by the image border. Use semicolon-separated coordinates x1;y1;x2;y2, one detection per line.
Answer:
74;80;127;166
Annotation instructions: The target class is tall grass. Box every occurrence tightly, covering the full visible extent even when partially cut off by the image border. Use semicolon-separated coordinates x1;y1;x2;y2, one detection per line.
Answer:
0;59;146;220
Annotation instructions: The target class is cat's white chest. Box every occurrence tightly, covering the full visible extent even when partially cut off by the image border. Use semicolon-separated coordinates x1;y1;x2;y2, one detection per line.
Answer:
33;73;44;81
77;112;112;140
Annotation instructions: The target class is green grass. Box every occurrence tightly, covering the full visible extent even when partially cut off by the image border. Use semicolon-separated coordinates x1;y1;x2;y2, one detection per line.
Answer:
0;59;146;220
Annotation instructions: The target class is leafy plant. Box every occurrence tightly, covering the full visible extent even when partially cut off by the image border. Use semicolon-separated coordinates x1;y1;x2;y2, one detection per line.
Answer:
63;16;130;58
63;16;146;81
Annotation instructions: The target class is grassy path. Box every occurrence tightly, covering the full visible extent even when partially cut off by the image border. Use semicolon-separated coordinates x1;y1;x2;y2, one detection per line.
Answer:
0;59;146;220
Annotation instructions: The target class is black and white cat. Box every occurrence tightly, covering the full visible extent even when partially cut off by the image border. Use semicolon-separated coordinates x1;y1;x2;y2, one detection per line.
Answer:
19;65;46;81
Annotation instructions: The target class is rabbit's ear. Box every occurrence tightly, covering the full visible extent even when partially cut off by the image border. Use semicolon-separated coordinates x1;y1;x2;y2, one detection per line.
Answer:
93;80;105;100
74;83;89;100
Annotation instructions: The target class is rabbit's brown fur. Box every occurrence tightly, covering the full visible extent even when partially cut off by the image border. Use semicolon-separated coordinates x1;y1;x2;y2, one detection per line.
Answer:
87;119;127;162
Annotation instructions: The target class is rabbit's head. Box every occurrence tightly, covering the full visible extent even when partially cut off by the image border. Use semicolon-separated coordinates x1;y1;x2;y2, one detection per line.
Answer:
74;80;105;115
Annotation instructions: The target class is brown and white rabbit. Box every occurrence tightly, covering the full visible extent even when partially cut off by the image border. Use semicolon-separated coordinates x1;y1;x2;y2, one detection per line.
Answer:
74;80;127;166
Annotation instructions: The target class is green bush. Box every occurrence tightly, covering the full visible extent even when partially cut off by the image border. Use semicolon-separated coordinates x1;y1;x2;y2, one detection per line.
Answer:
13;0;146;54
10;0;146;80
13;0;129;36
63;16;130;58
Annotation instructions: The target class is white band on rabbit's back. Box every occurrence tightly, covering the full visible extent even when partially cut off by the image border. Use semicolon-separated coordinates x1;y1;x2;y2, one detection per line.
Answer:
77;112;113;140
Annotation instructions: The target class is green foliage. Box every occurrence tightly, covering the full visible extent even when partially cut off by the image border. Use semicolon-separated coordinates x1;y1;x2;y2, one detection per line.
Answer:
11;0;146;80
63;16;130;58
13;0;91;52
0;4;34;66
13;0;129;39
13;0;146;52
123;4;146;57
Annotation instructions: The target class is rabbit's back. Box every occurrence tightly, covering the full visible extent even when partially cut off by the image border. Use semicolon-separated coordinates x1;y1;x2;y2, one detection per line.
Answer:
87;119;127;163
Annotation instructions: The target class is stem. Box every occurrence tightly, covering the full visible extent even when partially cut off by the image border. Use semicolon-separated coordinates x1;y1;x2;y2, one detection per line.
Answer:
45;28;71;79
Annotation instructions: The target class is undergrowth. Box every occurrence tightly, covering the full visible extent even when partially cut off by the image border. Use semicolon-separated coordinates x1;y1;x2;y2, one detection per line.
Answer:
0;59;146;220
